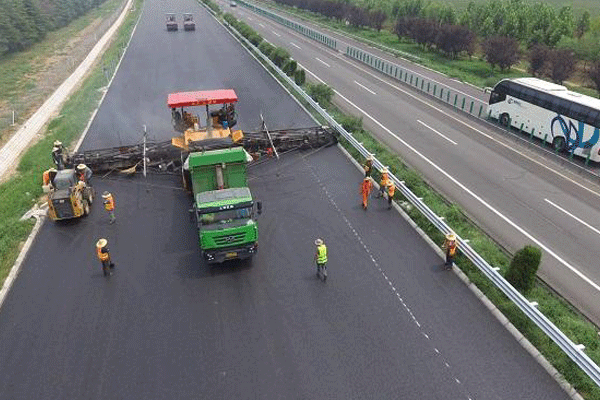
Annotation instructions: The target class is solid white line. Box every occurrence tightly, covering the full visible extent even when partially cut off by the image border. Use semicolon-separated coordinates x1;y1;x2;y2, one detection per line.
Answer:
545;198;600;237
315;57;330;68
259;23;265;27
272;30;280;37
417;120;457;145
354;80;376;95
300;64;600;293
290;42;301;49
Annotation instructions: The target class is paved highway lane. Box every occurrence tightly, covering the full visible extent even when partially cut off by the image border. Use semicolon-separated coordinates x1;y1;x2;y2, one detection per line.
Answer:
0;148;570;399
223;3;600;325
81;0;314;151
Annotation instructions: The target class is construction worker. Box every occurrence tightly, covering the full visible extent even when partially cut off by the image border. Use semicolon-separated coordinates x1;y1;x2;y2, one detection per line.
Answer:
360;176;372;210
96;238;114;277
42;168;57;190
442;232;458;270
377;167;390;198
76;164;92;183
51;141;65;170
386;180;395;209
314;238;328;280
363;156;373;177
102;191;116;224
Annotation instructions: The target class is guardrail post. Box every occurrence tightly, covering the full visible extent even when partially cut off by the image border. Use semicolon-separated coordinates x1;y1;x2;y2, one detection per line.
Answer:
421;80;424;91
427;82;431;93
415;77;418;87
410;75;413;85
469;101;474;114
446;91;451;103
439;88;443;99
569;150;575;161
543;133;548;146
478;105;483;118
453;94;457;107
461;98;465;110
585;152;591;166
519;123;524;133
529;129;535;141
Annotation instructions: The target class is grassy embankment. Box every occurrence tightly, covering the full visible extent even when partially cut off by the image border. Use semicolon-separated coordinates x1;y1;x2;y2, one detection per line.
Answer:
0;0;127;138
212;2;600;398
0;0;143;282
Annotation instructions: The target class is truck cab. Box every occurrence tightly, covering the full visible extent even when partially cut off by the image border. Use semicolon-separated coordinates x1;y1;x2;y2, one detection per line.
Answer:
47;169;94;221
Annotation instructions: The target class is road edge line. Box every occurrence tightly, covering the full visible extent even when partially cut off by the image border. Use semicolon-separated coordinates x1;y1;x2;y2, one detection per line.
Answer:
336;142;584;400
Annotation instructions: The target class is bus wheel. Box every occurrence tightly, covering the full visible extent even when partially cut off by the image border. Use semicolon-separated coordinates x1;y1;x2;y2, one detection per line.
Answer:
499;113;510;127
552;137;566;152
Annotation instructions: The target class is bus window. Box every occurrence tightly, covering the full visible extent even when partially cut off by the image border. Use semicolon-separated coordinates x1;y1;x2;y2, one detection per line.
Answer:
489;91;506;104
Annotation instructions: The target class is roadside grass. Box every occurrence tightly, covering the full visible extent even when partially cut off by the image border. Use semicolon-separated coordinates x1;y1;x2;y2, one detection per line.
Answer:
0;0;125;135
0;0;142;288
217;6;600;397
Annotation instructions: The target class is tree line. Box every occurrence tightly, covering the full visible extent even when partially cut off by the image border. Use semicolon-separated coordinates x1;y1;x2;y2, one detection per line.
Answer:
0;0;108;57
273;0;600;94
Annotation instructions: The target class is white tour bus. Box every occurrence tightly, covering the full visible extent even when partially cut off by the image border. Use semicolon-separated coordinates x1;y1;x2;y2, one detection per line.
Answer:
487;77;600;162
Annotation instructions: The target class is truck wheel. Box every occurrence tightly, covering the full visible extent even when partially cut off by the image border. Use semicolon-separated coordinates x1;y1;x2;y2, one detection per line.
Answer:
83;200;90;216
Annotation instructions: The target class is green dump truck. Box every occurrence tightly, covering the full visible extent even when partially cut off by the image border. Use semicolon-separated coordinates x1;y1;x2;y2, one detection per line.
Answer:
184;147;261;264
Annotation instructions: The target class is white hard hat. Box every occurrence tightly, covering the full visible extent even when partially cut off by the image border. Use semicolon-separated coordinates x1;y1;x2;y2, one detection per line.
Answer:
77;164;86;171
96;238;108;248
314;238;323;246
446;233;456;241
102;191;111;199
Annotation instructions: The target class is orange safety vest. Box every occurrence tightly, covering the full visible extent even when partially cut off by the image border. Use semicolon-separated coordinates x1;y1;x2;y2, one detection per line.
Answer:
42;170;50;186
380;173;390;188
361;179;372;194
446;241;456;256
388;182;395;197
97;246;110;261
104;195;115;211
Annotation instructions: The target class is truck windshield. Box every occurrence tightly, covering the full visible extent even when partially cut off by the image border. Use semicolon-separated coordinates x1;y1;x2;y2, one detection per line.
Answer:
53;176;72;190
198;207;252;229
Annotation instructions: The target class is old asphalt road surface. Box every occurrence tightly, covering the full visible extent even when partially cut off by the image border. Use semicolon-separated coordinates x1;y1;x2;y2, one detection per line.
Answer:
0;0;572;397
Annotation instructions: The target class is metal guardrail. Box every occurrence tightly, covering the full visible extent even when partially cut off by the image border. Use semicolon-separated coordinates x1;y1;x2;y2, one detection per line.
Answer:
217;7;600;387
236;0;337;50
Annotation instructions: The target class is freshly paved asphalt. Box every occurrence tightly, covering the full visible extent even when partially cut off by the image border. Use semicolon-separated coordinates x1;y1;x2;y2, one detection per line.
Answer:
0;0;572;398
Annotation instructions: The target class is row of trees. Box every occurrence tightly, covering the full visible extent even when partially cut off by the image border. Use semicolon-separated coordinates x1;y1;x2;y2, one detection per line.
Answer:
0;0;107;57
394;18;475;58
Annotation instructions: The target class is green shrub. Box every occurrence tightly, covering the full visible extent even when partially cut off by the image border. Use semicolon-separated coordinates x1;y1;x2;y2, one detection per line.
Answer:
505;245;542;293
270;47;290;67
258;41;275;57
248;32;263;46
306;83;334;107
294;69;306;85
282;59;297;76
336;114;362;132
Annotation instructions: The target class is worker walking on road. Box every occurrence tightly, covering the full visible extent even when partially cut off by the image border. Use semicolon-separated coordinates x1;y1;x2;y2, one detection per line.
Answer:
102;191;116;224
360;177;372;210
96;238;115;277
363;156;373;177
314;238;328;281
386;180;395;209
442;233;457;270
377;168;390;198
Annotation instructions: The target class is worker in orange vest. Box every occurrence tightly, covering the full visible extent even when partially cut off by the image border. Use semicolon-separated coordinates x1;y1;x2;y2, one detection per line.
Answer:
102;191;116;224
360;177;372;210
386;180;395;209
442;233;457;270
96;238;114;277
377;168;390;198
42;168;57;190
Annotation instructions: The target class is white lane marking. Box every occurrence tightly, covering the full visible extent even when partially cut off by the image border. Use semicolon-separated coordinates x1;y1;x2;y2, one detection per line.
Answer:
545;198;600;236
272;31;280;37
290;42;301;49
417;120;457;145
299;64;600;293
247;17;253;20
319;47;600;200
353;80;376;95
259;23;265;27
315;57;330;68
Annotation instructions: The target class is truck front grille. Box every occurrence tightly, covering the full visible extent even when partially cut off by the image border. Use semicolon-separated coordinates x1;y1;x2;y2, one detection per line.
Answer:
52;198;73;218
214;232;246;246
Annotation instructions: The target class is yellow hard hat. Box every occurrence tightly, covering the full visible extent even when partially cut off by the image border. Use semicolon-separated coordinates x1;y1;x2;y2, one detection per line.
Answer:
48;168;57;173
314;238;323;246
446;233;456;241
96;238;108;248
381;167;388;173
77;164;86;171
53;140;62;146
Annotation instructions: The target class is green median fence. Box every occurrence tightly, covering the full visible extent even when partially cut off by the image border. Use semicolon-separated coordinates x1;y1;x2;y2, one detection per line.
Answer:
236;0;337;50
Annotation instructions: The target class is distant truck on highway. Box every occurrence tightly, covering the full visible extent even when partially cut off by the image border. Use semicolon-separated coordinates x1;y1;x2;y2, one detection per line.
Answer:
184;147;261;264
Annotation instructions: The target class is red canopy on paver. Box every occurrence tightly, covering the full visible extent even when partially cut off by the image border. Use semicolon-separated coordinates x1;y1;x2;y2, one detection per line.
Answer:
167;89;238;108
